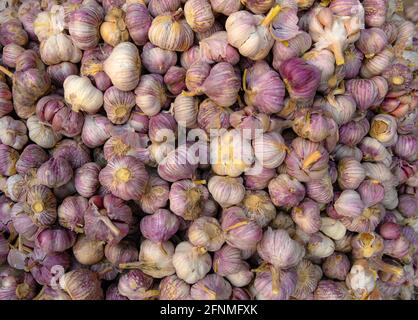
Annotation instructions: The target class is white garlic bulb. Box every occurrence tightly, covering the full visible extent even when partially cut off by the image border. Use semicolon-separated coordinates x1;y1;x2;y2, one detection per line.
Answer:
172;241;212;284
103;42;141;91
27;116;62;149
208;175;246;208
64;75;104;114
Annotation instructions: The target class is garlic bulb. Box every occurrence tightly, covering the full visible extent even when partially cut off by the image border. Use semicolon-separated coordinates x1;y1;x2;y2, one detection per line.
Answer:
68;0;104;50
172;241;212;284
100;8;130;47
225;5;281;60
211;129;254;177
27;115;62;149
208;176;246;208
184;0;215;33
64;75;103;114
148;9;194;52
39;33;82;66
103;42;141;91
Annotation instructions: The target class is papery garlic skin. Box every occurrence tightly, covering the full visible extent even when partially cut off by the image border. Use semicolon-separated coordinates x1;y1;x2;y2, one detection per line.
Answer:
184;0;215;33
68;1;104;50
148;9;194;52
190;273;232;300
0;116;28;150
135;74;167;117
103;42;142;91
320;217;346;241
208;176;246;208
211;129;254;177
100;8;130;47
64;75;103;114
188;216;225;252
27;116;62;149
172;241;212;284
209;0;241;15
257;228;305;269
125;2;153;46
225;6;280;60
99;156;149;201
103;86;135;124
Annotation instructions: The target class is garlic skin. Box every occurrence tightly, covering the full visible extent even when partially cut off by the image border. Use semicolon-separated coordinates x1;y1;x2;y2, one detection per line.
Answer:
148;9;194;52
27;116;62;149
253;131;286;169
314;280;350;300
100;8;129;47
164;66;187;95
47;62;79;88
268;173;306;208
225;6;280;60
285;137;329;183
141;42;177;75
0;18;29;47
188;217;225;252
240;190;276;227
172;94;199;128
184;0;215;33
125;2;153;46
209;0;241;16
33;5;65;42
180;46;201;69
68;1;104;50
148;0;182;17
37;157;73;189
243;61;285;114
158;144;198;182
99;156;149;201
117;269;155;300
279;57;321;103
39;33;82;66
292;259;323;300
172;241;212;284
337;157;366;190
307;232;335;259
135;74;167;117
363;0;387;28
103;42;141;91
222;207;263;251
208;176;246;208
159;275;191;300
16;144;49;175
64;75;104;114
251;266;297;300
140;209;179;243
0;144;18;177
103;86;135;124
291;198;321;234
59;269;104;300
74;162;101;198
199;31;240;65
139;173;170;214
197;99;231;134
169;179;213;221
320;217;346;241
26;184;58;227
258;228;305;269
211;129;254;177
346;260;377;299
369;114;398;147
191;274;232;300
0;116;28;150
0;81;13;118
323;252;351;281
